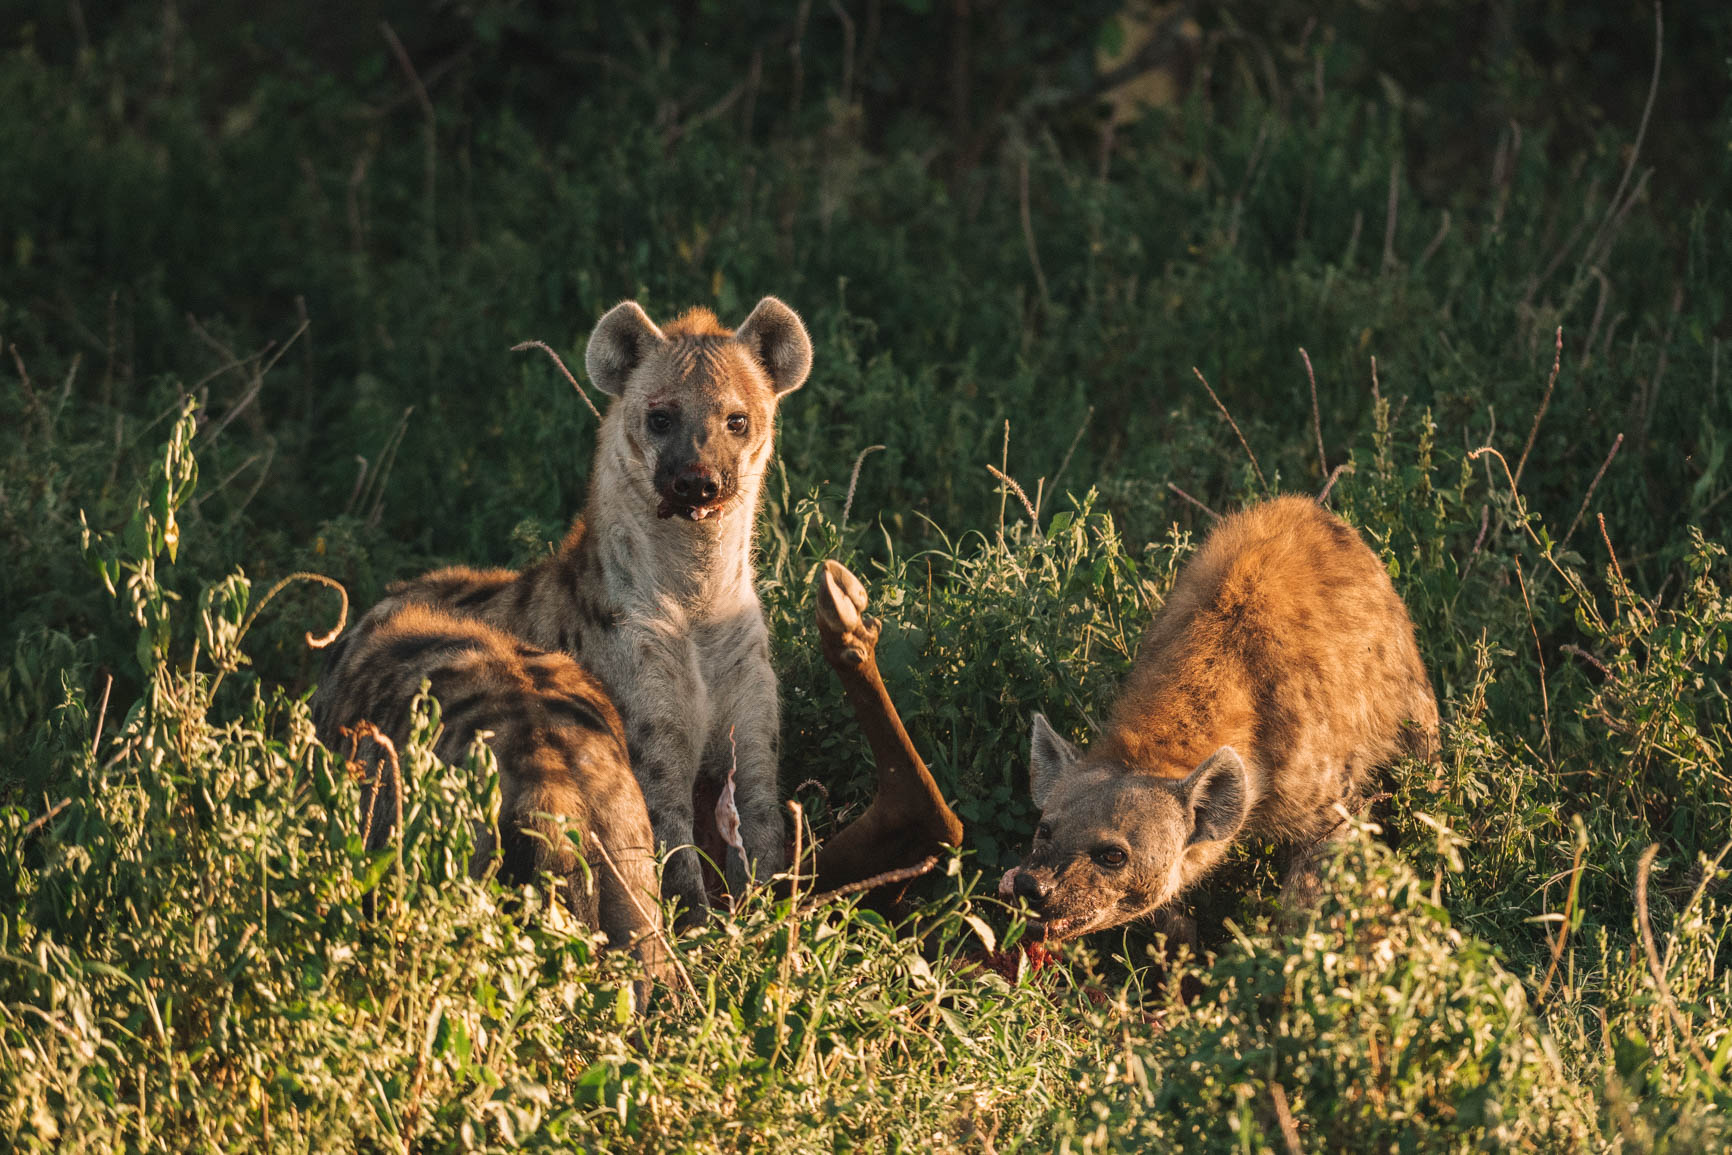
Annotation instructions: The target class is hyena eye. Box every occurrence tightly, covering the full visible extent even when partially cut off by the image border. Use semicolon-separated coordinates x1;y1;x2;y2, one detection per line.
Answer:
726;414;749;435
646;410;673;435
1093;847;1128;869
1035;822;1052;841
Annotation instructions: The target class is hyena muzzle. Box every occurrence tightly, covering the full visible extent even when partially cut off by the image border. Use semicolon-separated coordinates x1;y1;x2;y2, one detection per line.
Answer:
349;297;812;928
310;602;669;993
1002;496;1440;942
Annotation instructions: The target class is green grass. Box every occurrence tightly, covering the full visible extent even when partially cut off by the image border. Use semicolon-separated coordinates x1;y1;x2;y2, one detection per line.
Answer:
2;3;1730;1149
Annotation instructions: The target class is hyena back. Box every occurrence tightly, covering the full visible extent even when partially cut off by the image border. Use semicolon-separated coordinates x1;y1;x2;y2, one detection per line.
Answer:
369;297;812;926
311;602;667;989
1004;496;1439;941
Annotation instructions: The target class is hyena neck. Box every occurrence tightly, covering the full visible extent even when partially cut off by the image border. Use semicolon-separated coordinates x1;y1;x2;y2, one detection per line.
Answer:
569;445;763;613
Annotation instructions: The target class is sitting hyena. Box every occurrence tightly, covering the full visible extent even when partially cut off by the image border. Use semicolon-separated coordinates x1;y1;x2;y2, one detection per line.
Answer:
351;297;811;926
1002;496;1439;942
311;602;668;995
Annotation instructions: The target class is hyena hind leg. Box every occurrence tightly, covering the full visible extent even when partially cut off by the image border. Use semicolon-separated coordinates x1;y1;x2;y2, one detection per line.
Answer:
590;829;673;1005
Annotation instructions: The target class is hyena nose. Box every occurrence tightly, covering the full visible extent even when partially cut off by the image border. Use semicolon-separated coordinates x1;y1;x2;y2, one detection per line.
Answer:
1012;870;1051;904
671;467;720;503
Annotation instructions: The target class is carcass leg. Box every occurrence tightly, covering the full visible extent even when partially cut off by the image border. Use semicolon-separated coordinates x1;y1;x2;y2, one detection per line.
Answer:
805;560;964;903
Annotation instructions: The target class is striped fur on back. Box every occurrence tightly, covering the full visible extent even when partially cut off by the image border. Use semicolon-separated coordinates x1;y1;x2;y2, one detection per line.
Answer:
311;603;667;993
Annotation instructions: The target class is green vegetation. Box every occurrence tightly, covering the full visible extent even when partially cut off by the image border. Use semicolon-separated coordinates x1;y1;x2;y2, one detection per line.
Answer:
1;2;1729;1148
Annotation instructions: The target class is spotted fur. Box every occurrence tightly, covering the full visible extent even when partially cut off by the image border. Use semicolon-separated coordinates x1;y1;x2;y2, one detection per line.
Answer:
1004;496;1440;941
355;297;811;926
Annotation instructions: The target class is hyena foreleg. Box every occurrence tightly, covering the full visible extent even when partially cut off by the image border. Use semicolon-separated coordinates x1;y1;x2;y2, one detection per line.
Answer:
716;659;787;896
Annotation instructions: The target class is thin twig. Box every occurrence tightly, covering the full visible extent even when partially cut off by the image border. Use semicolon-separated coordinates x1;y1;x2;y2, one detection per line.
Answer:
512;340;603;421
1634;843;1717;1078
841;444;885;530
351;723;405;897
379;22;433;119
1537;824;1587;1001
1560;645;1609;678
21;798;72;839
1562;433;1624;548
588;829;700;1006
1582;3;1663;272
1515;565;1554;767
1017;151;1050;315
204;570;349;699
1381;155;1401;273
345;455;370;517
827;0;856;106
801;855;940;909
1299;347;1327;476
1581;268;1612;369
1417;209;1452;267
91;670;113;756
1166;482;1221;522
1639;283;1684;441
786;799;808;902
1513;327;1562;490
1317;462;1351;504
1462;503;1491;575
997;421;1010;546
1049;405;1094;502
1191;367;1268;490
1269;1081;1302;1155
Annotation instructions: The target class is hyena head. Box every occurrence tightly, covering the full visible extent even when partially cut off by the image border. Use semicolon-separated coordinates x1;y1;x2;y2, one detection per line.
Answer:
584;297;812;523
1000;714;1251;941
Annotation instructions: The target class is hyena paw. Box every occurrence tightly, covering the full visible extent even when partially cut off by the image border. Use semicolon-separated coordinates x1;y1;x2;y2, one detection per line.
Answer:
817;559;879;669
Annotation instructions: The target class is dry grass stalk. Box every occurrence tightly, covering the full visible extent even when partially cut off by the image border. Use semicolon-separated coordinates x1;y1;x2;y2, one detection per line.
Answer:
1300;346;1327;476
1191;366;1268;490
802;855;939;909
1269;1081;1302;1155
1514;326;1563;490
1166;482;1221;522
512;339;603;421
1563;433;1624;548
842;444;885;530
587;829;700;1006
1634;843;1717;1079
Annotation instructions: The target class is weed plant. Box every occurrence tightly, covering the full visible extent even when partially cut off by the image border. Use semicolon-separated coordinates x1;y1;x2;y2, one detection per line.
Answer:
1;3;1730;1149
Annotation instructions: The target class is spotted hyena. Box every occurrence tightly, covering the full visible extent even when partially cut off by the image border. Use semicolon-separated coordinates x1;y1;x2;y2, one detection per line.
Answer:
1002;496;1439;942
353;297;812;926
310;601;668;996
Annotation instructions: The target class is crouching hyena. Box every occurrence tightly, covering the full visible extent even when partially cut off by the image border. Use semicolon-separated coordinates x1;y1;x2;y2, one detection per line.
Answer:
1002;496;1439;942
359;297;812;926
310;602;669;995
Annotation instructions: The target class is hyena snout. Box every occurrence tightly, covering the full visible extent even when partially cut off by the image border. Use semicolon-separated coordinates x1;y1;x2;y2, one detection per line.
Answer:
654;457;735;520
668;464;721;504
1011;868;1052;905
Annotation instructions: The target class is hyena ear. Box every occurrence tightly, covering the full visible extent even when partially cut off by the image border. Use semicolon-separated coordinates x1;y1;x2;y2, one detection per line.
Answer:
733;296;813;396
1181;746;1250;846
585;301;667;397
1029;713;1082;808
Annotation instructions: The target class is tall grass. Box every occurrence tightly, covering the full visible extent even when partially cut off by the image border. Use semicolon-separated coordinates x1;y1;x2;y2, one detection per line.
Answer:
2;3;1729;1148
